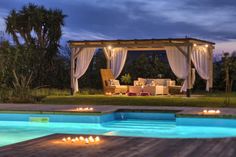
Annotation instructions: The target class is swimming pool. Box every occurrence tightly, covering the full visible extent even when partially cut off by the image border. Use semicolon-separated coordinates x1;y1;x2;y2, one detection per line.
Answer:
1;111;236;147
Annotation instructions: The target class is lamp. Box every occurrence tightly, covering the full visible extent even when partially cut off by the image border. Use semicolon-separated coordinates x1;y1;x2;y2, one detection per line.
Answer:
108;45;112;50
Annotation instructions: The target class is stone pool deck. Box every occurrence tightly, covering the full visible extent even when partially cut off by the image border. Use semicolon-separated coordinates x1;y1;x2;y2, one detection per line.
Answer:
0;134;235;157
0;103;236;118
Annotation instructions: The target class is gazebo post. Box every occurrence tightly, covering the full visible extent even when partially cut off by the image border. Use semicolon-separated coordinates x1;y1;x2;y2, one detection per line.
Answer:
208;46;213;92
103;47;111;69
186;45;192;97
70;46;75;95
107;59;111;69
106;49;111;69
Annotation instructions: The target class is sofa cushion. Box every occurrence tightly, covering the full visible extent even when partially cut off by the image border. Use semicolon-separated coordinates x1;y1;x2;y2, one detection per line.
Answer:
152;79;171;86
137;78;146;86
167;80;176;86
145;79;154;85
109;79;120;86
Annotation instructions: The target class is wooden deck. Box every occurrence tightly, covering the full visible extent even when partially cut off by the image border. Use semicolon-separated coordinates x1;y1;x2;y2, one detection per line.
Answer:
0;134;235;157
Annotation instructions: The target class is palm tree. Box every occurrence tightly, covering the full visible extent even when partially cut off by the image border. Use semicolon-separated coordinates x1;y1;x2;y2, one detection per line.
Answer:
5;10;20;45
5;3;66;87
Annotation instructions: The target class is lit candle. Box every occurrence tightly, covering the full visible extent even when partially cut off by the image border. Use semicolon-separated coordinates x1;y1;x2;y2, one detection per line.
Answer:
84;107;89;110
67;137;71;141
89;107;93;111
216;110;221;114
75;137;79;141
71;139;76;143
79;136;84;141
203;110;207;113
95;136;100;142
85;138;89;144
88;136;94;142
208;110;215;113
79;108;83;111
62;138;67;142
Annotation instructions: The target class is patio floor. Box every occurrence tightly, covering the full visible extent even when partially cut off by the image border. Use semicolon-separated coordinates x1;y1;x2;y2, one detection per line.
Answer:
0;134;235;157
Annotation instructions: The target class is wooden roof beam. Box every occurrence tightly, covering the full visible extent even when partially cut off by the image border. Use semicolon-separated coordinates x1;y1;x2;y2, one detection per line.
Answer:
69;42;191;48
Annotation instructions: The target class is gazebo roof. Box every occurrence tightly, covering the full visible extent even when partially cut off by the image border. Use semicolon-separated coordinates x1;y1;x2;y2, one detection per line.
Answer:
68;37;215;48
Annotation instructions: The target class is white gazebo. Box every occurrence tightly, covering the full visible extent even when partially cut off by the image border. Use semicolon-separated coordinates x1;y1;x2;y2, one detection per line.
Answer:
68;38;215;97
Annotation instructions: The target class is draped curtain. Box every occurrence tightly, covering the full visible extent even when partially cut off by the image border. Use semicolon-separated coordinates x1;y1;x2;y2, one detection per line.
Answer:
165;46;188;92
191;46;210;91
73;47;96;92
104;48;128;78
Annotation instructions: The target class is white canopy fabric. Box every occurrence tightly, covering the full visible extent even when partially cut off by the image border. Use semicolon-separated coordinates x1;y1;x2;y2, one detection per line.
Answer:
165;46;188;92
73;47;96;92
191;46;210;91
104;48;128;78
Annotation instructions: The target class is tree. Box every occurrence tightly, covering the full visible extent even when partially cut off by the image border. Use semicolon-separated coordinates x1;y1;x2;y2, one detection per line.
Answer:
123;52;175;81
222;52;236;92
5;3;67;88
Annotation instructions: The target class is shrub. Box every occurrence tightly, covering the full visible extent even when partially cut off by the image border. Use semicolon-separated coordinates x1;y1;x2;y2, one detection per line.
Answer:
121;73;132;85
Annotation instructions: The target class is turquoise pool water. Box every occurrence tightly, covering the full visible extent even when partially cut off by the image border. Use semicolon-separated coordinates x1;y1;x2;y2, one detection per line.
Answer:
1;112;236;147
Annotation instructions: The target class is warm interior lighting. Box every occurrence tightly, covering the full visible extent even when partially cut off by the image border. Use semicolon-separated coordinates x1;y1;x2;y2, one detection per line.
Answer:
205;44;209;48
108;45;112;50
193;43;197;47
203;109;220;114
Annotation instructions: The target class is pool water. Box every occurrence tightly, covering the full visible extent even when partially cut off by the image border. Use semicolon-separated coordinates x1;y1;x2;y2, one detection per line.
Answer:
1;112;236;147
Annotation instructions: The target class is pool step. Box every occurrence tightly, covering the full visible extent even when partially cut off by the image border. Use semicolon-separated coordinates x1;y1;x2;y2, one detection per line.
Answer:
102;120;176;130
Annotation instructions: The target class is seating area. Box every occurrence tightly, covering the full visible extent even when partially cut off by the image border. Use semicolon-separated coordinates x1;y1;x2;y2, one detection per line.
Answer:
70;38;214;97
101;69;181;96
100;69;128;95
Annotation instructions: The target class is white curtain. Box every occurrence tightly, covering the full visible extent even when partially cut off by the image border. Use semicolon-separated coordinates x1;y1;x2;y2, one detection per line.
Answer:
165;46;188;92
104;48;128;78
73;47;96;92
191;46;210;91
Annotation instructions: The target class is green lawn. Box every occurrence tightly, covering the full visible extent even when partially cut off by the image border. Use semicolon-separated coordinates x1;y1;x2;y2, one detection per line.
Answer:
42;93;236;107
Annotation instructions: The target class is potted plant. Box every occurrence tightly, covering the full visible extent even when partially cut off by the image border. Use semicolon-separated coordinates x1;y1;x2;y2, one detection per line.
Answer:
121;73;132;85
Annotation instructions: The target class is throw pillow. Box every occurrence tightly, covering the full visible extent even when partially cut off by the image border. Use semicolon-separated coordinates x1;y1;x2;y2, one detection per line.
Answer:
109;79;120;86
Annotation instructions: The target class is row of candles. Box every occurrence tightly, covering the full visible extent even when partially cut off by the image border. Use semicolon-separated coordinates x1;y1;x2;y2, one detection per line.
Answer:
62;136;100;144
76;107;94;111
202;109;221;114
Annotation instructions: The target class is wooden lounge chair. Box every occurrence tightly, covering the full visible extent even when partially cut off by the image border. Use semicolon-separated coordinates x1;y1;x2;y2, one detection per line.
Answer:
100;69;128;95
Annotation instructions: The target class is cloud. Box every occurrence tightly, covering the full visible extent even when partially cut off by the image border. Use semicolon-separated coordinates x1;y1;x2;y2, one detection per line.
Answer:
0;8;8;32
0;0;236;52
62;27;111;41
215;40;236;54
